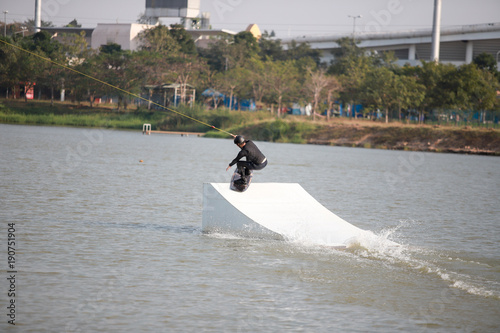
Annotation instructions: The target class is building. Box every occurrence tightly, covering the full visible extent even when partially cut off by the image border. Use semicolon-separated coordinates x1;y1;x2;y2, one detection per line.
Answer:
42;23;236;51
279;22;500;66
90;23;156;51
39;26;94;46
246;24;262;40
184;28;236;49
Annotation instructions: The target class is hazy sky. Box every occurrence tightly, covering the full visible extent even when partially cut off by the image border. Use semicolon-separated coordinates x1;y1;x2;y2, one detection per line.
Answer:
2;0;500;37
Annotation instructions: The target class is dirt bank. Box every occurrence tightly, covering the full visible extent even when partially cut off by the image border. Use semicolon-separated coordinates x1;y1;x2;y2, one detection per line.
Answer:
307;122;500;155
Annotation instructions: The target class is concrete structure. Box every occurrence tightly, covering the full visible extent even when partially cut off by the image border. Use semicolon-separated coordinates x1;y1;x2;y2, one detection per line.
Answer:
91;23;155;51
34;0;41;32
145;0;200;26
202;183;383;247
279;22;500;66
430;0;442;62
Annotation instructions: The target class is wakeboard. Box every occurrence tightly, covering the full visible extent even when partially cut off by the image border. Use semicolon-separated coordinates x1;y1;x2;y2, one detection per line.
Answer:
230;169;253;192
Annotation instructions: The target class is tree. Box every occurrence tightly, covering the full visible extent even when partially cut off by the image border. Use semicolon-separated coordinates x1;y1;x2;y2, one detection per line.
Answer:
23;19;54;34
16;31;61;102
65;19;81;28
136;12;155;25
392;74;426;123
283;40;321;67
473;52;498;75
327;37;365;75
233;31;260;57
0;37;21;98
448;64;498;122
324;76;341;121
16;47;44;102
217;68;247;110
100;42;122;54
246;58;267;105
414;61;456;114
305;68;331;120
138;24;180;55
263;60;300;116
258;33;284;61
329;38;389;119
168;24;197;55
198;39;230;72
167;55;206;106
93;47;145;110
361;66;397;123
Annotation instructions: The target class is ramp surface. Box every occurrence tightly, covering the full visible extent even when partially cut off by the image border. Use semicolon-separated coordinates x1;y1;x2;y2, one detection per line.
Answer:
202;183;372;247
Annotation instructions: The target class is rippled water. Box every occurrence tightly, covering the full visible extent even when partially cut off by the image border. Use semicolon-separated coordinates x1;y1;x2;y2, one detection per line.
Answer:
1;124;499;332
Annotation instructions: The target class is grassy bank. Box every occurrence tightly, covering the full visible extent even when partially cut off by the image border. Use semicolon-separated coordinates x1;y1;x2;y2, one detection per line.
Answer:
0;100;160;129
0;100;274;132
2;99;499;155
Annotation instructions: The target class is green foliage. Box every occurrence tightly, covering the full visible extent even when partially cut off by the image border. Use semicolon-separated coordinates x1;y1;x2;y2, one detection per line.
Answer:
168;24;197;55
138;24;180;55
258;35;284;61
158;105;274;133
0;22;499;129
65;19;82;28
100;43;122;54
473;52;498;74
283;40;321;67
234;31;260;56
209;119;317;143
0;102;163;129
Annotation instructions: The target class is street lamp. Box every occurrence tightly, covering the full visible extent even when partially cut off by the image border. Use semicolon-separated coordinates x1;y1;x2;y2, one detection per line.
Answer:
3;10;8;37
348;14;362;36
14;26;27;37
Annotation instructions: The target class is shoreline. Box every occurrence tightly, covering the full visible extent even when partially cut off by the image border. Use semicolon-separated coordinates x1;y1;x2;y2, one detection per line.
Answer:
2;121;499;156
1;100;499;156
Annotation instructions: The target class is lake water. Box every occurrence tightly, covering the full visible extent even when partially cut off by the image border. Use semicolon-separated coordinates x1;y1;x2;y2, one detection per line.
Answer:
1;124;499;332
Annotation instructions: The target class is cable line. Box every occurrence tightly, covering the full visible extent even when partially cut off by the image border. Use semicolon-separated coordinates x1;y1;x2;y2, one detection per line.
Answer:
0;38;235;137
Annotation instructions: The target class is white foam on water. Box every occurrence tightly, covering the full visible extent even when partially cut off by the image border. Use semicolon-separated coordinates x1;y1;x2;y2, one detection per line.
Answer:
275;218;499;300
336;222;500;300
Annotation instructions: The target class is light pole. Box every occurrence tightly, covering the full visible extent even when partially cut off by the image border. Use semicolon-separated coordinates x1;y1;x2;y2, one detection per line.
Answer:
3;10;8;37
14;26;27;37
348;15;362;37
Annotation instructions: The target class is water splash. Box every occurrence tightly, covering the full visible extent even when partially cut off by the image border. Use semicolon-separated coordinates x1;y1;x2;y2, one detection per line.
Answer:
342;221;500;300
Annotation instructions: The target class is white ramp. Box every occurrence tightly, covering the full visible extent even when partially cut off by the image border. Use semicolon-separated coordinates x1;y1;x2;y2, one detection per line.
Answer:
202;183;373;247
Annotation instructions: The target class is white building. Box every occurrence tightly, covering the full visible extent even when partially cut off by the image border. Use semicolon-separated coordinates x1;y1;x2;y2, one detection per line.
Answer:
279;22;500;66
90;23;156;51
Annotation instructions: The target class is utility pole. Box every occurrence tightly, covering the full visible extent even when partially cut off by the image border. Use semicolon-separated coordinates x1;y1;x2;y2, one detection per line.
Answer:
348;15;362;38
3;10;8;37
35;0;42;32
431;0;442;62
347;14;362;120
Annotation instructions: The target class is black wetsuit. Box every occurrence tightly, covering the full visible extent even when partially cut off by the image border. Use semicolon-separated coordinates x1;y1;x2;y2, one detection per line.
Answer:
229;140;267;179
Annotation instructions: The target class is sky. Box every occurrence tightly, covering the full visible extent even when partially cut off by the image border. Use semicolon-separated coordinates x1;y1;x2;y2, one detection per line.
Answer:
2;0;500;38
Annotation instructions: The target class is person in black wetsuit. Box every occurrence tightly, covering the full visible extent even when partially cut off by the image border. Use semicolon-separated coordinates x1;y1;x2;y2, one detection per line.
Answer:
226;135;267;185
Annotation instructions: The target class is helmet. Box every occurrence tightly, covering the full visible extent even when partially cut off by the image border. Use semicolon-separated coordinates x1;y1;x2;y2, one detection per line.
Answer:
234;135;245;145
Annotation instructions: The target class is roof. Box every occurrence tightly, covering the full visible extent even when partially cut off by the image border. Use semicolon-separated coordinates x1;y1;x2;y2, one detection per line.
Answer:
245;24;262;40
144;83;195;90
39;26;94;37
